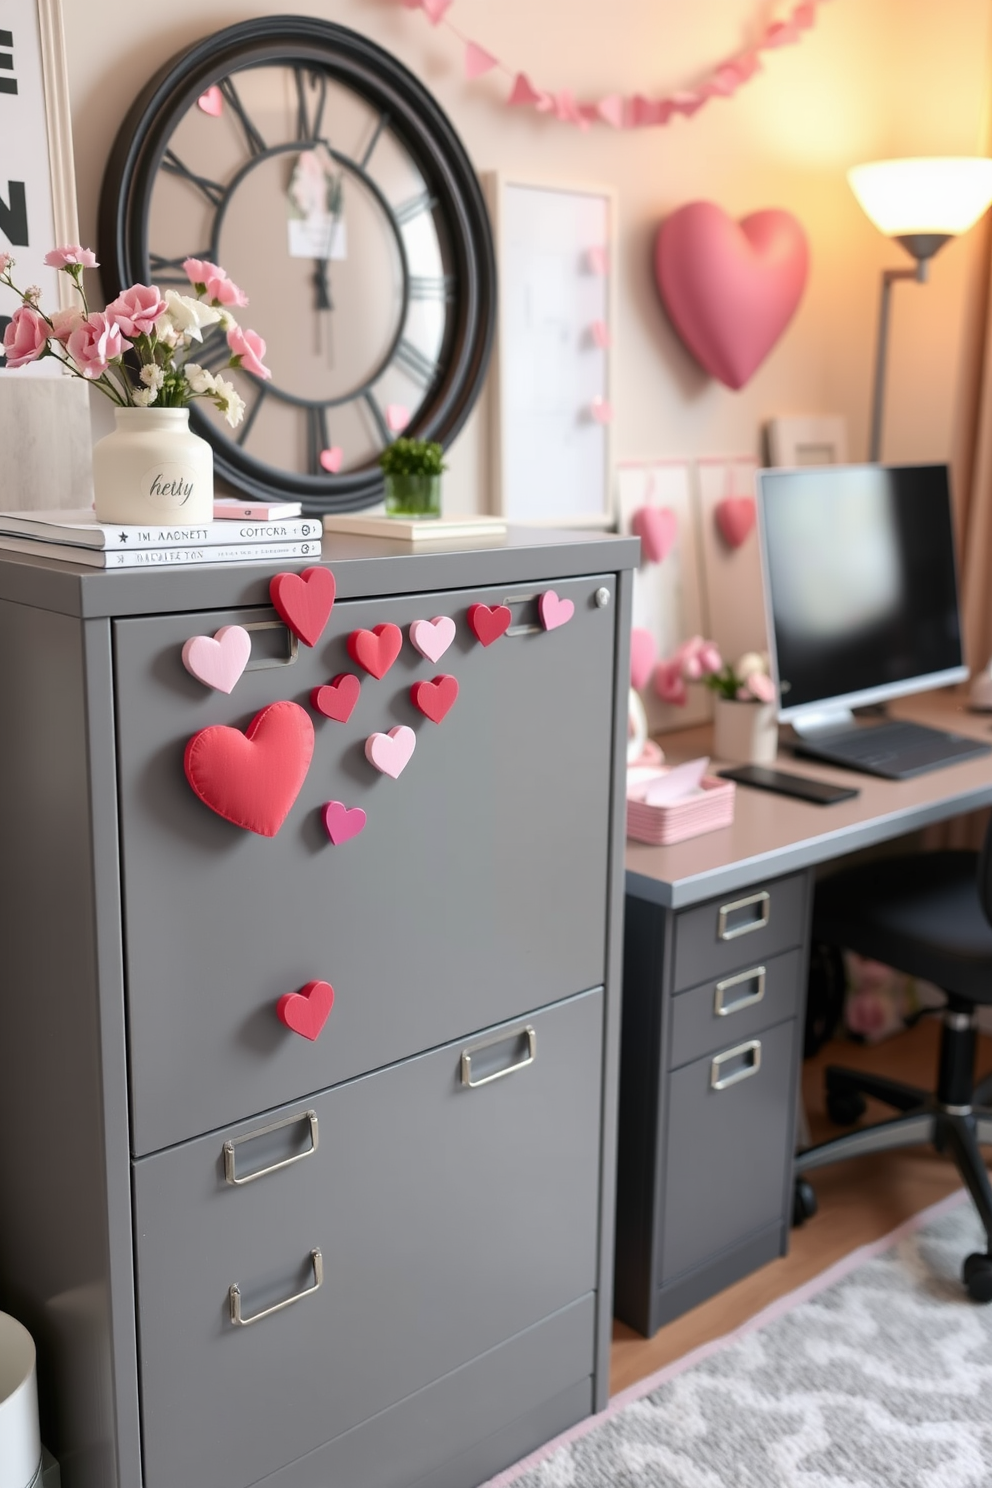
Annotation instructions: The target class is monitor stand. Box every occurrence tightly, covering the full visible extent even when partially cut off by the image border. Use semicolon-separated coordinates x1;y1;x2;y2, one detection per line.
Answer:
790;707;859;742
787;706;991;780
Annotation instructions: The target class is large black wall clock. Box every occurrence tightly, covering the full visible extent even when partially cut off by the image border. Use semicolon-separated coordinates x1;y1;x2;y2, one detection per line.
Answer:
98;15;496;511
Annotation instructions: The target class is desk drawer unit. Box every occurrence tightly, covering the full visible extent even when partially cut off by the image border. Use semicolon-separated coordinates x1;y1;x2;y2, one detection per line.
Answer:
669;948;805;1070
672;872;807;991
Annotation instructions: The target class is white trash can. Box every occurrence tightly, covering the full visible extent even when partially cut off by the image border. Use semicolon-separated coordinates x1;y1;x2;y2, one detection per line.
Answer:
0;1312;42;1488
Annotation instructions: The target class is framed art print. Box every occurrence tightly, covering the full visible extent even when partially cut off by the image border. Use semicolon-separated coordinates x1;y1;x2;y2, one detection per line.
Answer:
766;415;848;467
485;174;616;527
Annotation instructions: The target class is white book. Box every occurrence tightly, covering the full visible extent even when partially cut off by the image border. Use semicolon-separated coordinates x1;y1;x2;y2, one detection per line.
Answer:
322;513;507;542
0;535;322;569
0;508;322;549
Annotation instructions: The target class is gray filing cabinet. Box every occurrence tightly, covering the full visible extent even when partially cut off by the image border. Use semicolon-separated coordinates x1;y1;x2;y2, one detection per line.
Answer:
614;870;812;1336
0;530;635;1488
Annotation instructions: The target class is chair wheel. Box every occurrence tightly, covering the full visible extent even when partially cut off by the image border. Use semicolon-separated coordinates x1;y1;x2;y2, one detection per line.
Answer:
826;1091;867;1126
963;1252;992;1303
793;1177;818;1226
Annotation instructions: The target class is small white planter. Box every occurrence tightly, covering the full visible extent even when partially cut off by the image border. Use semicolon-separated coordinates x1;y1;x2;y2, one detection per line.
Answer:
713;697;778;764
0;1312;40;1488
92;407;213;526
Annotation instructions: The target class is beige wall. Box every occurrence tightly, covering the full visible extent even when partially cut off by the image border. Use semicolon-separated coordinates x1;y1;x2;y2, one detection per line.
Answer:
64;0;992;512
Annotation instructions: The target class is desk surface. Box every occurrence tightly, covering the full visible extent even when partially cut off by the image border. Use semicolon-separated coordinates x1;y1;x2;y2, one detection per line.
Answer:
625;691;992;908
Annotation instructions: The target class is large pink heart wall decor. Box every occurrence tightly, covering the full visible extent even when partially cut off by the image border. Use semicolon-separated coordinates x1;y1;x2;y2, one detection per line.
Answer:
654;203;809;390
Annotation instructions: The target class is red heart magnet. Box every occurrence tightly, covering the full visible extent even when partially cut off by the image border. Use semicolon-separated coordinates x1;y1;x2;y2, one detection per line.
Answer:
311;672;361;722
322;801;367;844
347;623;403;679
715;495;756;548
411;674;459;723
467;603;511;647
270;567;336;647
184;701;314;837
276;980;334;1041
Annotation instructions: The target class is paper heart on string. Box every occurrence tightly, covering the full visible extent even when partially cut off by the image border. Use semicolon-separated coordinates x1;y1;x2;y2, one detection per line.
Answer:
409;615;456;663
322;801;367;844
715;495;757;548
411;674;459;723
319;446;343;474
197;85;223;116
184;701;314;837
366;725;416;778
269;567;336;647
348;623;403;679
654;203;809;389
630;628;657;691
276;980;334;1040
310;672;361;722
181;625;251;693
465;41;498;78
631;506;678;565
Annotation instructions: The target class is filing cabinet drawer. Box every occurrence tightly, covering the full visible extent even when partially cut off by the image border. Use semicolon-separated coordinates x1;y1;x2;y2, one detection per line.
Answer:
113;578;615;1155
669;948;804;1070
132;989;603;1488
659;1018;796;1283
672;872;808;992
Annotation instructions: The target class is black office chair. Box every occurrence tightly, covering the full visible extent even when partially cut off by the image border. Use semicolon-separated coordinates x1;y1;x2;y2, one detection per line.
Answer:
795;825;992;1301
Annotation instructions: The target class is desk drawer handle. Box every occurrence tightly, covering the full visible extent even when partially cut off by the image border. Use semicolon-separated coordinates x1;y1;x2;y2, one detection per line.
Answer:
461;1026;536;1088
714;967;766;1017
229;1248;322;1327
717;890;770;941
244;619;299;670
710;1039;762;1091
223;1109;318;1186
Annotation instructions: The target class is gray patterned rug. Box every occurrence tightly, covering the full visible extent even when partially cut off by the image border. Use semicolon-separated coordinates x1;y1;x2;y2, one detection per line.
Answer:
485;1192;992;1488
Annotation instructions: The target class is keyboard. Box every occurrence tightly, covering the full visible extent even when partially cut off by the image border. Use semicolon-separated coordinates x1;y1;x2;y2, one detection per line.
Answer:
792;719;992;780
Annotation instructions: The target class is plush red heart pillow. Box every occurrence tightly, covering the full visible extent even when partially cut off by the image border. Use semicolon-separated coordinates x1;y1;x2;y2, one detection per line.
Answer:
184;701;314;837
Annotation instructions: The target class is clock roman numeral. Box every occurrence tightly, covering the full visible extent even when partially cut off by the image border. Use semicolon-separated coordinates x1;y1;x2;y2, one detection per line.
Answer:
162;150;227;208
359;113;390;169
363;393;390;447
393;191;436;226
294;66;328;143
409;275;455;303
394;337;439;388
218;77;267;156
306;406;332;475
236;382;268;447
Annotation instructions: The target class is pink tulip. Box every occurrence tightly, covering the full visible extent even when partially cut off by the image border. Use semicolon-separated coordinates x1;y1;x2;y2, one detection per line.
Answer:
105;283;167;337
1;305;50;367
227;325;271;379
745;671;775;703
44;245;99;269
653;658;688;707
183;257;248;307
66;312;131;379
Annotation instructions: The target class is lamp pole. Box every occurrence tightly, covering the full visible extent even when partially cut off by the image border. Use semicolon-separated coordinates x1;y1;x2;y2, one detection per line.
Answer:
868;233;949;462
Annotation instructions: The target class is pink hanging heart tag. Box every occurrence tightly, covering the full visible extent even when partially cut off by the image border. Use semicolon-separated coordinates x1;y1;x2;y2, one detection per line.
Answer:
630;628;658;691
715;495;756;548
630;506;678;565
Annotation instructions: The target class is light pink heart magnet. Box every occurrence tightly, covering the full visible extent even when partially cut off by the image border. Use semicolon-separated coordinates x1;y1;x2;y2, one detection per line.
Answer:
386;404;410;433
630;628;657;691
197;85;223;117
322;800;367;844
320;446;343;474
181;625;252;694
409;615;456;663
631;505;678;565
715;495;756;548
365;725;416;778
538;591;574;631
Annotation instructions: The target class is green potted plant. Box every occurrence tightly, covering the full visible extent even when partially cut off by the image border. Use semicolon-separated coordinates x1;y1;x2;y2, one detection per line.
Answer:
378;437;446;519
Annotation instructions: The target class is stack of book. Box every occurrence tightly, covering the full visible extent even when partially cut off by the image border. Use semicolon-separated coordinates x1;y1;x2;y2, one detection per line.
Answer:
0;500;323;569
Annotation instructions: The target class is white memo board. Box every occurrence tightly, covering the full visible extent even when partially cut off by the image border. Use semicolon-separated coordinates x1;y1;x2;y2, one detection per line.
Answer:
484;175;616;526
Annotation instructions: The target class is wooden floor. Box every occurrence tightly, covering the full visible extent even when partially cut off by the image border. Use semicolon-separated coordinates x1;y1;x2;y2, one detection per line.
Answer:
610;1017;992;1395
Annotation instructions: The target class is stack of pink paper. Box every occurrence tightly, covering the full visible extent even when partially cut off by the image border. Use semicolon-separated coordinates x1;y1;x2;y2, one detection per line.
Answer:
626;760;735;845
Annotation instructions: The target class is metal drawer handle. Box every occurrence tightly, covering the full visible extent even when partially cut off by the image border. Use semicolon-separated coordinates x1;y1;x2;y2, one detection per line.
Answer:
714;967;766;1017
502;594;544;636
244;619;299;670
223;1110;318;1186
229;1248;323;1327
461;1025;536;1088
710;1039;762;1091
717;890;770;941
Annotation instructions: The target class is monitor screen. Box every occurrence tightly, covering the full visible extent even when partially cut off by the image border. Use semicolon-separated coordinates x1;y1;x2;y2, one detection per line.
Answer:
757;463;967;721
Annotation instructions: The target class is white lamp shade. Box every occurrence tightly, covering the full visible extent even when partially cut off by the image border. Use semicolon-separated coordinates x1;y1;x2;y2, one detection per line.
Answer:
848;157;992;237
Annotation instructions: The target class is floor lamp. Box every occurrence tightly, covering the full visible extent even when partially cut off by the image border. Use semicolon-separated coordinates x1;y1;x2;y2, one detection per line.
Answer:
848;157;992;461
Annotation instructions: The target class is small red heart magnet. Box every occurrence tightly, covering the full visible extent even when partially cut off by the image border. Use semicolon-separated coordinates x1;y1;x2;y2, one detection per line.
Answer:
467;603;511;647
276;980;334;1041
347;623;403;679
411;674;459;723
322;801;367;844
270;566;336;648
715;496;756;548
311;672;361;722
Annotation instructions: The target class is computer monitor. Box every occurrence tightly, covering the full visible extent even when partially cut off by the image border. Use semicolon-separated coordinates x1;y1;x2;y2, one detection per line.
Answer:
756;462;968;731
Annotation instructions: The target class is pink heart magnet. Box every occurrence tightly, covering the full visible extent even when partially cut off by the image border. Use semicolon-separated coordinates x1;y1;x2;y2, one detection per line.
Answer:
630;628;658;691
467;603;512;647
365;725;416;778
411;674;459;723
181;625;251;693
715;495;756;548
197;85;223;117
538;591;574;631
269;567;336;647
320;446;343;474
386;404;410;433
276;980;334;1041
631;505;678;565
322;800;367;844
409;615;456;663
311;672;361;722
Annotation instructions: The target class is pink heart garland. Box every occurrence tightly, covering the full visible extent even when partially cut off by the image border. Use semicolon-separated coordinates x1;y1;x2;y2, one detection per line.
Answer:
715;495;757;548
409;615;456;663
320;446;343;474
630;506;678;565
322;800;367;844
538;591;574;631
276;980;334;1041
365;725;416;778
181;624;251;693
654;203;809;390
630;628;657;691
197;85;223;117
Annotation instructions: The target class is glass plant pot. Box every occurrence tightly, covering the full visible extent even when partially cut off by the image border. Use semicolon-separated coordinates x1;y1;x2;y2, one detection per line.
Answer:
383;473;441;519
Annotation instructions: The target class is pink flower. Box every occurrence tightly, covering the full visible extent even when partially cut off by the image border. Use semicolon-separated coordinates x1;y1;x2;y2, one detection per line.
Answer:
745;671;775;703
105;283;167;337
210;274;249;308
183;257;248;307
682;652;703;681
66;312;131;379
44;245;99;269
699;643;722;674
226;325;271;379
1;305;50;367
0;251;12;276
653;658;688;707
50;307;85;342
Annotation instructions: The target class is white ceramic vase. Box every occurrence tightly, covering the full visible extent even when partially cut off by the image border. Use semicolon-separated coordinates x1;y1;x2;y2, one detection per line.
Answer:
92;407;213;526
713;696;778;764
0;1312;40;1488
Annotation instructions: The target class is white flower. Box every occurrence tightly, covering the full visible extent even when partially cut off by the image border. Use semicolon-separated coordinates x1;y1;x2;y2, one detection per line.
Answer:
735;651;767;680
140;362;165;391
184;362;217;396
212;374;245;428
132;387;157;406
156;290;221;342
215;308;240;332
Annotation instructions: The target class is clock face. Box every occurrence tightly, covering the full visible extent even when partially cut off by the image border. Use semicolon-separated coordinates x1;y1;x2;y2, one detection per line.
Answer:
98;18;496;511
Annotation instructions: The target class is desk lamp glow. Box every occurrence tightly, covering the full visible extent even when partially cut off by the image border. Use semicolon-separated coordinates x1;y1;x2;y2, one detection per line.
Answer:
848;157;992;460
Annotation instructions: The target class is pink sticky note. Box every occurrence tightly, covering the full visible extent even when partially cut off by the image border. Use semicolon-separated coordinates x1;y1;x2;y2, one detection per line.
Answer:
465;41;498;79
386;404;410;433
643;757;710;805
589;396;613;425
197;86;223;117
586;246;608;276
590;320;611;349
